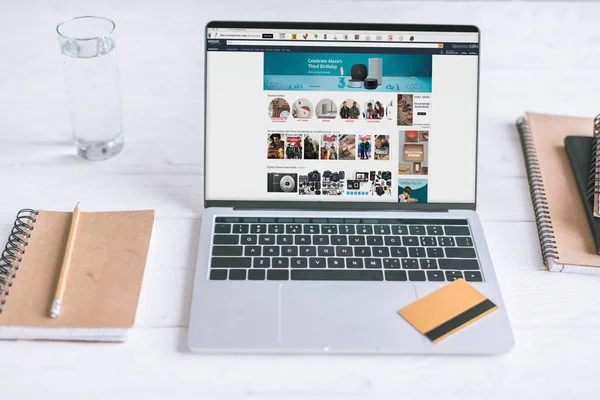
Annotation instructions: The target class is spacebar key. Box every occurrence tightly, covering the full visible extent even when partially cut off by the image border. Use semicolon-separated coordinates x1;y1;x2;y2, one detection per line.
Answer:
291;270;383;281
438;259;480;270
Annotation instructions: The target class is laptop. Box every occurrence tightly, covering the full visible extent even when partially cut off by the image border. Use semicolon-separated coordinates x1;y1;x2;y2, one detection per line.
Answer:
189;21;514;354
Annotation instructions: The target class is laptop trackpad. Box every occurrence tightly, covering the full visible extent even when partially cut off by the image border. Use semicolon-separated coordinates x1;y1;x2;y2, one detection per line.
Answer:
280;283;425;350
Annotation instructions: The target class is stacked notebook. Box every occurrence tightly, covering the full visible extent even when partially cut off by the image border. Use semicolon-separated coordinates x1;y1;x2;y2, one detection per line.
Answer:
0;209;154;341
516;112;600;274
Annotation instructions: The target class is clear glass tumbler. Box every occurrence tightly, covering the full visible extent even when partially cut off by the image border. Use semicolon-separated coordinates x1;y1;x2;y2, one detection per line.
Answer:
57;16;124;161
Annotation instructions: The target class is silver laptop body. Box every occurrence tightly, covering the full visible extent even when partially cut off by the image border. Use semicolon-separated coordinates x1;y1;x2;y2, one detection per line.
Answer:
189;21;514;354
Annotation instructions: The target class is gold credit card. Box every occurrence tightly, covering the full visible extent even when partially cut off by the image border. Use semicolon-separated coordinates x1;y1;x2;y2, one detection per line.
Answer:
398;279;498;343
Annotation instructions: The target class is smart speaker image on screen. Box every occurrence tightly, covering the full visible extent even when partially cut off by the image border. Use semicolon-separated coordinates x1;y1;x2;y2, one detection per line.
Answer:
316;99;337;119
263;53;433;92
205;25;479;205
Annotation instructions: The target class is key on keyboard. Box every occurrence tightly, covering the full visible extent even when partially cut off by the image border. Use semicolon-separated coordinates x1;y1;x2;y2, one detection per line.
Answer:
209;217;483;282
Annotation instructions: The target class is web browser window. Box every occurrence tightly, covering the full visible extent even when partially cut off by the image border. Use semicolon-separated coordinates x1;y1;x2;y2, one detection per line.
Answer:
205;25;479;205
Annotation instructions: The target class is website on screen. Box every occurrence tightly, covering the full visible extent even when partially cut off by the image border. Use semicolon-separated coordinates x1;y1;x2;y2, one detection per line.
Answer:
205;28;479;204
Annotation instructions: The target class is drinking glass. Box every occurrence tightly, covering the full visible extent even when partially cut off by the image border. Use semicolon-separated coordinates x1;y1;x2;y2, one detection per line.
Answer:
56;16;124;161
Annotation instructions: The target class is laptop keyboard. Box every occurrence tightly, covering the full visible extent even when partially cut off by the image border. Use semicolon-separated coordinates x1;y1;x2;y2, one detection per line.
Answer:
209;217;483;282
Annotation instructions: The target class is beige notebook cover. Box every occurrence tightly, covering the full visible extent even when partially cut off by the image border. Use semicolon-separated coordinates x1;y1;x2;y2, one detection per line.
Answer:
0;209;154;341
518;112;600;274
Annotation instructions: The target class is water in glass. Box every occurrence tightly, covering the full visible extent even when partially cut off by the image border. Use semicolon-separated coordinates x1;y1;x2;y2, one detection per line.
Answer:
61;36;123;160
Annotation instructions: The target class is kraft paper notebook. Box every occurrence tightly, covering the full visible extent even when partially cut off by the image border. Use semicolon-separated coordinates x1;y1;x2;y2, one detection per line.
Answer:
0;209;155;341
516;112;600;274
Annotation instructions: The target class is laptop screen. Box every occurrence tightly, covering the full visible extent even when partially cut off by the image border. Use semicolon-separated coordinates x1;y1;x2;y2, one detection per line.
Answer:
205;23;479;207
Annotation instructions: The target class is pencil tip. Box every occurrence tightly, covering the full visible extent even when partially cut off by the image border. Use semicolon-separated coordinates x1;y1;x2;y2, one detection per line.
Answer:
50;300;61;319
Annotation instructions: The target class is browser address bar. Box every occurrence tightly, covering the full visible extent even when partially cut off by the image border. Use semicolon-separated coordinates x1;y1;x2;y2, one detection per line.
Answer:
227;40;442;48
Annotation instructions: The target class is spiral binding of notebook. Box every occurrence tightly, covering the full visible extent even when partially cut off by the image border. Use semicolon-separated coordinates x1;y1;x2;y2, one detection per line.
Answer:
516;117;558;265
0;209;39;313
587;115;600;215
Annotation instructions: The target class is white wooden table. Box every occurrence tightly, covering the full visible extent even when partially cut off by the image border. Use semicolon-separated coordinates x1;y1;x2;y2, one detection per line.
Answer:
2;0;600;398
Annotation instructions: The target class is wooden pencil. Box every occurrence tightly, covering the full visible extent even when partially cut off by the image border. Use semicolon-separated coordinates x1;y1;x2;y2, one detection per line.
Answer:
49;203;81;318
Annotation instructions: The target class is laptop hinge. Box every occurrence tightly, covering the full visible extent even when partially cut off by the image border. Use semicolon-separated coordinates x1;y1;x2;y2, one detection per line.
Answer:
232;207;451;213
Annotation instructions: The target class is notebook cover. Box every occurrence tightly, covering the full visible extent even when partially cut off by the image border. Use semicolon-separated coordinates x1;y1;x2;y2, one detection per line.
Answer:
524;112;600;268
564;136;600;254
0;210;154;328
